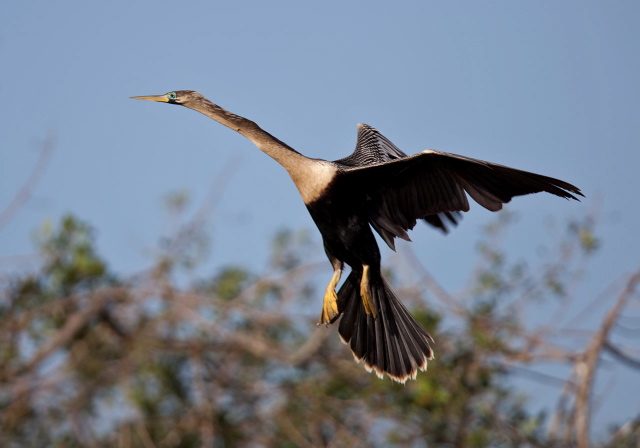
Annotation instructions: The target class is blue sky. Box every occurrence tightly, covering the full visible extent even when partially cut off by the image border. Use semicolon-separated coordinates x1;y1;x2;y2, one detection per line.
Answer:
2;0;639;436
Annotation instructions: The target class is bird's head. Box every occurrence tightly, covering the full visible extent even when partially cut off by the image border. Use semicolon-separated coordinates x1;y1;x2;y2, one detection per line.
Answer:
130;90;206;107
131;90;246;131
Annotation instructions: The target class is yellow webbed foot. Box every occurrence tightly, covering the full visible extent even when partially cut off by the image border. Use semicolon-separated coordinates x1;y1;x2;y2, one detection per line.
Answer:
317;268;342;326
318;287;339;325
360;265;378;317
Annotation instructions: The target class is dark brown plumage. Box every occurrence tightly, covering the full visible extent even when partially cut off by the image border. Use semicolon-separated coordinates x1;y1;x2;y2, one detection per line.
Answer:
132;90;583;383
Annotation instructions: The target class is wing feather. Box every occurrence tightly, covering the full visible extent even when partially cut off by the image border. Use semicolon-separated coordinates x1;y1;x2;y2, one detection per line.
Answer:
344;148;582;249
336;125;465;237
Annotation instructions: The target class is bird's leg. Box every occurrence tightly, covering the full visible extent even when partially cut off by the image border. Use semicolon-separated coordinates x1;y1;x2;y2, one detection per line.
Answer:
360;265;378;317
318;263;342;326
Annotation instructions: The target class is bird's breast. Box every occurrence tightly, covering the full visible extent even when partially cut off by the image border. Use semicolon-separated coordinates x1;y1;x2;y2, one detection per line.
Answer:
287;160;339;204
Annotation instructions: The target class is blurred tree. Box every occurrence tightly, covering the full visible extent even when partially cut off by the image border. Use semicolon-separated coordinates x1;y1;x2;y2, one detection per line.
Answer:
1;208;639;448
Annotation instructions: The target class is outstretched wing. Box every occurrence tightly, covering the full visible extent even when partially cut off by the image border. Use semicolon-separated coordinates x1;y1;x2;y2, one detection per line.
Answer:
344;149;583;250
335;124;462;237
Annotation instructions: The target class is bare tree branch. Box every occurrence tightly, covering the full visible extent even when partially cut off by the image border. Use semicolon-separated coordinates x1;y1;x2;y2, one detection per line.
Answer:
0;133;54;231
8;290;111;379
575;270;640;448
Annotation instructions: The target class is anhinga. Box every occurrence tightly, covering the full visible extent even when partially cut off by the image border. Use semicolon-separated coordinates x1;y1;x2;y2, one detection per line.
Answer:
131;90;582;383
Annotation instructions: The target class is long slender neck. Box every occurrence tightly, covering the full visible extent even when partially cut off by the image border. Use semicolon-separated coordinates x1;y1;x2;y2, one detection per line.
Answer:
185;98;311;172
181;96;338;204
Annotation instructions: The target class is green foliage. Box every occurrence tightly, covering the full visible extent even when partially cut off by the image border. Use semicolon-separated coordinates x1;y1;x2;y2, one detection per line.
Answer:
0;212;636;448
569;215;599;254
39;215;108;292
199;266;253;301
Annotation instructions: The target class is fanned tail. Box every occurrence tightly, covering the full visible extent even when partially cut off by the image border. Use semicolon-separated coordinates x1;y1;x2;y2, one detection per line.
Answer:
334;270;434;383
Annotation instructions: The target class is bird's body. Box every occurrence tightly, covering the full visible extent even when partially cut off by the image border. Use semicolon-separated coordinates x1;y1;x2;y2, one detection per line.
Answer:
132;90;582;383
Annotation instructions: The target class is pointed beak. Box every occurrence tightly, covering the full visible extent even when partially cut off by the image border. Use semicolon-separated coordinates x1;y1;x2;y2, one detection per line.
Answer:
130;94;169;102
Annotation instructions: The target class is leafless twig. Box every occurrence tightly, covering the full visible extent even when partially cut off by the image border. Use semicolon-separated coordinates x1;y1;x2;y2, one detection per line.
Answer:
0;133;55;231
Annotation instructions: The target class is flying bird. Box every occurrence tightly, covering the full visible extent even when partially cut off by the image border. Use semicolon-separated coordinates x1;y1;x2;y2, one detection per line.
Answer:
131;90;582;383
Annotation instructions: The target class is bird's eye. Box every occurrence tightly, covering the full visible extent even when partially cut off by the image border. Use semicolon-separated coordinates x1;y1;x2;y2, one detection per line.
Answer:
167;92;177;100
